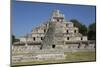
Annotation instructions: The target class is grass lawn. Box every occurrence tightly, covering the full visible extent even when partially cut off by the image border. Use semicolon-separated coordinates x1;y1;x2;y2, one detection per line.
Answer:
64;51;96;62
12;51;96;66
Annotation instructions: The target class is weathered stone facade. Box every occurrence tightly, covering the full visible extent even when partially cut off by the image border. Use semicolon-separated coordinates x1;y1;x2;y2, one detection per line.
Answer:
17;10;94;49
12;10;95;65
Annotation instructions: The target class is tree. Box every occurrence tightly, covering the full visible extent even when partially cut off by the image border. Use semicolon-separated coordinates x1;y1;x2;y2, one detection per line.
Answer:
12;35;20;44
12;35;15;44
88;22;96;40
80;25;87;36
70;19;87;36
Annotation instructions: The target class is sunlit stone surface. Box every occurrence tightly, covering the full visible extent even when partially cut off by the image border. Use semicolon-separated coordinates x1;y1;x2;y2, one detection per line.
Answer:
12;10;95;65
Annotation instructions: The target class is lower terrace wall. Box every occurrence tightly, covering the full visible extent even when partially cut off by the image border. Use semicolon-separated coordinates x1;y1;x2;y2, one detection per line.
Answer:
12;42;96;64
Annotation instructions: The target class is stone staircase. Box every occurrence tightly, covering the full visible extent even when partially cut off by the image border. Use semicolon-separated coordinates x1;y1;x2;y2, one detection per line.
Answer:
41;21;64;49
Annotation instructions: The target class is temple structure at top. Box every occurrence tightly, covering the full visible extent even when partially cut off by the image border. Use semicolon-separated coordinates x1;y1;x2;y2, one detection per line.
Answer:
13;9;95;50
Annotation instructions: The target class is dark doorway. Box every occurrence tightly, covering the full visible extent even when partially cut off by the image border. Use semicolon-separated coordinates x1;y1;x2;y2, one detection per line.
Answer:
78;43;81;48
33;37;35;41
41;37;43;40
81;37;83;40
67;37;69;40
44;29;46;33
57;19;59;22
52;44;55;48
74;30;76;33
66;30;68;33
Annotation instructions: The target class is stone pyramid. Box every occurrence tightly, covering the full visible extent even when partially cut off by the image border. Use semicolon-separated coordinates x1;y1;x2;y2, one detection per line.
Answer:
41;10;65;49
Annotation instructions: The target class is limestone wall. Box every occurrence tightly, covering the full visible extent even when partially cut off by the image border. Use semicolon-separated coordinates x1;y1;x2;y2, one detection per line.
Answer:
12;43;95;64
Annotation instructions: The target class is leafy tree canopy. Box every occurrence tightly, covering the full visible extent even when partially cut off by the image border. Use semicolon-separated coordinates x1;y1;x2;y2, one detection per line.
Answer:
88;22;96;40
70;19;87;36
12;35;20;44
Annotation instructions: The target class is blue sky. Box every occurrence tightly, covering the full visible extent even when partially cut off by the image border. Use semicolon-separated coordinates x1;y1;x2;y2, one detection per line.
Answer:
12;1;96;36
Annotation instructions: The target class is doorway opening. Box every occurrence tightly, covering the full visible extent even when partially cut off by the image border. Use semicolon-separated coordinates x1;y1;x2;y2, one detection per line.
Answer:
52;44;55;48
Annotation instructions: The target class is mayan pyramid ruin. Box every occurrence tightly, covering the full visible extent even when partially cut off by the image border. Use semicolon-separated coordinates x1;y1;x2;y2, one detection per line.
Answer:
12;9;95;65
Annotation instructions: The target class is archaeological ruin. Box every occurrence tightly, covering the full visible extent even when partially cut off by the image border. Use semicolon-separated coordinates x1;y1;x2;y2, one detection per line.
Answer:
12;9;96;65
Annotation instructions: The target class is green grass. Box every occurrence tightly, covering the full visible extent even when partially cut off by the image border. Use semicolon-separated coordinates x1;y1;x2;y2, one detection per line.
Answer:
64;52;96;62
12;51;96;66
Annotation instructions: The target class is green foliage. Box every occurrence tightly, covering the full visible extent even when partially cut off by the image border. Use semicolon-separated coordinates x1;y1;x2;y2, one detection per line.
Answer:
88;22;96;40
12;35;15;44
70;19;87;35
12;35;20;44
70;19;96;40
